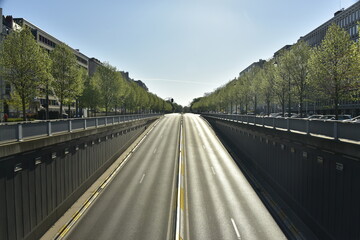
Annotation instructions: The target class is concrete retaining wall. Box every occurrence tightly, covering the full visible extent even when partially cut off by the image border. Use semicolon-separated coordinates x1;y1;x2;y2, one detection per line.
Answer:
205;116;360;240
0;117;157;240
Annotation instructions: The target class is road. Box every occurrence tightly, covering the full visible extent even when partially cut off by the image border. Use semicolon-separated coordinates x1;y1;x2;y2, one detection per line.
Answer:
183;113;286;240
64;113;181;240
63;113;286;240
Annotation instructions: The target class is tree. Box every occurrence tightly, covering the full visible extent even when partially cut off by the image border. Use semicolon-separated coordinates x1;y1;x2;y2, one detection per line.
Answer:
260;61;275;115
275;49;293;116
50;43;81;118
0;27;51;120
94;63;119;115
287;41;311;117
248;66;261;114
238;73;251;114
308;23;359;119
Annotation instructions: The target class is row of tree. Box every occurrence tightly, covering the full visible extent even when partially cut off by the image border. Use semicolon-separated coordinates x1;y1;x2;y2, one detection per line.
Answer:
0;27;172;120
191;24;360;119
80;63;173;116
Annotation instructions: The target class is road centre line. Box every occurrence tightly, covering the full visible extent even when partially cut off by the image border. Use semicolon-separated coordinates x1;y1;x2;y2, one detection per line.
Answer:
139;174;146;184
231;218;241;240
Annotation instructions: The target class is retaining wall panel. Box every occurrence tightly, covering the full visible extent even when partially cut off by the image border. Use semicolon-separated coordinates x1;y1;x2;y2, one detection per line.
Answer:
14;172;24;239
205;117;359;240
21;169;30;237
0;172;7;240
6;174;16;240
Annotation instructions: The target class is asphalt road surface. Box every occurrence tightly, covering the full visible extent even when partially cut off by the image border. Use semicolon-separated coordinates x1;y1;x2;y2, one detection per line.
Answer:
182;113;286;240
63;113;286;240
64;113;181;240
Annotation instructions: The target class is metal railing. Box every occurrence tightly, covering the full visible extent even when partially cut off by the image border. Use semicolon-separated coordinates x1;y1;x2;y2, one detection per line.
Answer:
0;114;161;143
203;113;360;142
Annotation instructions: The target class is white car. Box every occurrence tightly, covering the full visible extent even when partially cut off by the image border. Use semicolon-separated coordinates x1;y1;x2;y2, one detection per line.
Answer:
343;115;360;123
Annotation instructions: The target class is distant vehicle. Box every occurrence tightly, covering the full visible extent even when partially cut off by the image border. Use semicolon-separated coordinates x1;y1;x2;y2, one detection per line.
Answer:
290;113;300;118
269;112;283;117
307;114;324;119
343;115;360;123
275;113;299;118
329;115;352;120
320;115;335;120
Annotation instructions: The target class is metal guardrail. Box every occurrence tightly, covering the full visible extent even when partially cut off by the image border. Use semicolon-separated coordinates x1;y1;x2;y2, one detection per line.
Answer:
203;113;360;142
0;114;161;143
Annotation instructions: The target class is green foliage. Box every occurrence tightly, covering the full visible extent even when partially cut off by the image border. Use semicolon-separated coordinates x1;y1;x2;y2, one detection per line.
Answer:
308;23;359;119
259;61;275;114
0;27;51;120
191;24;360;116
288;41;311;117
93;63;120;115
50;42;82;116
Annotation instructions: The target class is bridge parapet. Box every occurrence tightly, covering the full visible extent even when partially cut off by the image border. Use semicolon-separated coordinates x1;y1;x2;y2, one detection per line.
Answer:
203;113;360;143
204;115;360;240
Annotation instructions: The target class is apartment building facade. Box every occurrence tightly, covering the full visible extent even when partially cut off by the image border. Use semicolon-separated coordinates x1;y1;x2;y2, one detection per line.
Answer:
0;9;94;119
299;1;360;46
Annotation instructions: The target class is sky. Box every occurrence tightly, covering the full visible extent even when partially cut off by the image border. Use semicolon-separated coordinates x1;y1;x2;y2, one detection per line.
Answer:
0;0;358;106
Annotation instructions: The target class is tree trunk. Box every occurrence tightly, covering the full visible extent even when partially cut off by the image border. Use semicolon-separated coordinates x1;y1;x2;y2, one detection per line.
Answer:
254;96;257;114
22;97;26;121
46;84;49;120
334;97;339;120
60;99;63;119
68;103;71;118
299;95;303;118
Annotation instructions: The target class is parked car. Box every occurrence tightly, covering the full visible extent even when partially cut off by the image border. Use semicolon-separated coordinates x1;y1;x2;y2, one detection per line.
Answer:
329;115;352;120
320;115;335;120
269;112;283;118
290;113;300;118
343;115;360;123
307;114;324;119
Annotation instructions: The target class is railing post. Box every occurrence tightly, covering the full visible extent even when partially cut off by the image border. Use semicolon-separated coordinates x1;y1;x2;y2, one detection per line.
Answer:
68;120;72;132
306;120;310;135
105;117;107;126
96;118;99;128
334;121;338;140
273;117;275;129
118;116;121;123
84;119;87;130
287;118;290;131
262;117;265;127
48;121;52;136
17;123;23;141
113;117;115;124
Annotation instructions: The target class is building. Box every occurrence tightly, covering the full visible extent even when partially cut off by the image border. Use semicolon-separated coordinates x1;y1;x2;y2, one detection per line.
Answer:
236;2;360;116
0;9;91;119
298;2;360;115
239;59;266;77
88;57;103;77
299;1;360;46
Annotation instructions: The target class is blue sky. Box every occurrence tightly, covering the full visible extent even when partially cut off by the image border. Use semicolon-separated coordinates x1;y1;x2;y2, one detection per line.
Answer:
1;0;357;106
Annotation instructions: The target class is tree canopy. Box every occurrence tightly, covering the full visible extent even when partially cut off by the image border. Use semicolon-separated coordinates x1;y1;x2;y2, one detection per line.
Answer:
0;27;51;120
